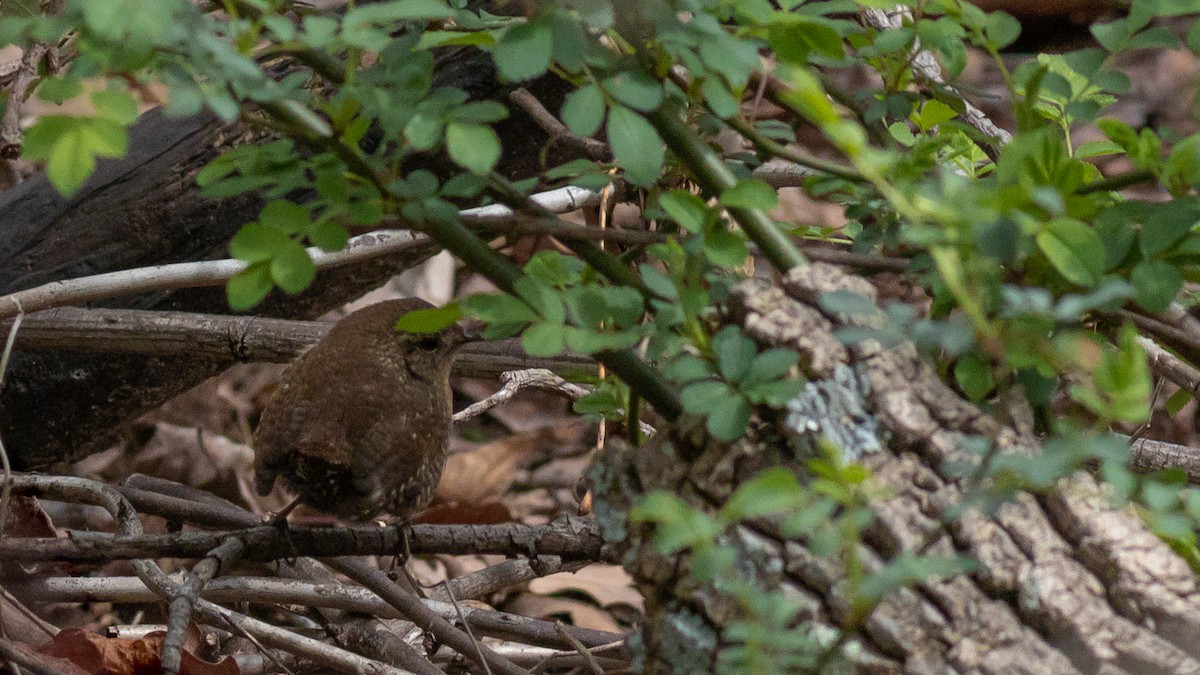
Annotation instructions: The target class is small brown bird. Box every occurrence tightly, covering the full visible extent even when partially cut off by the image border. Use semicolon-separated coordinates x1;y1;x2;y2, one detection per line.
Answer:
253;298;471;522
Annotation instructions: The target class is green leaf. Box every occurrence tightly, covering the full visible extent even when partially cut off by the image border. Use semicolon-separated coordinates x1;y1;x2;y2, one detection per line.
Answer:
706;396;751;441
308;219;349;252
712;325;757;384
514;277;565;324
914;99;957;132
395;304;461;333
1036;218;1104;286
742;349;799;387
602;71;663;112
445;122;501;175
859;552;974;604
699;32;760;86
985;11;1021;49
462;293;538;338
521;321;566;357
343;0;453;48
564;327;641;353
524;250;585;287
743;379;803;406
405;112;444;150
680;380;735;414
270;241;316;294
1164;134;1200;191
561;84;606;137
259;199;310;235
720;468;803;523
1168;388;1192;416
493;19;553;81
954;354;995;403
630;491;721;554
667;355;715;383
703;227;750;268
227;261;274;311
574;386;623;415
1092;324;1152;424
701;77;740;119
659;190;711;233
1130;260;1183;313
606;104;663;187
720;179;778;211
640;264;679;300
230;223;292;262
22;116;128;196
769;15;844;65
36;76;82;103
450;101;509;124
1139;202;1199;257
91;89;139;125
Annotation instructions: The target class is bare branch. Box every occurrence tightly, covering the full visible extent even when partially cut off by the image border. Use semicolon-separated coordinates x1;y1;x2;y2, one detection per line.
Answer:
861;7;1012;151
20;575;628;653
0;185;604;321
5;307;597;378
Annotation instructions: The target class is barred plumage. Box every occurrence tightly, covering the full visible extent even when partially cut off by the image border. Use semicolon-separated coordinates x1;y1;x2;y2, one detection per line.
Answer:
253;299;468;522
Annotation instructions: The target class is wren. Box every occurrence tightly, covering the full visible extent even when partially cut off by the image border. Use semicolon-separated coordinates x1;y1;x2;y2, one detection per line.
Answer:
253;299;470;522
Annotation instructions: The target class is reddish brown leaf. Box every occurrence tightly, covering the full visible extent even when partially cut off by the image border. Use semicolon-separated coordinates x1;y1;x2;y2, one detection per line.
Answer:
38;628;239;675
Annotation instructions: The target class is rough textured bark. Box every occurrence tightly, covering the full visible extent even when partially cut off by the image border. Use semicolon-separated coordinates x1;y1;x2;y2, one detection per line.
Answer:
0;47;574;470
592;264;1200;673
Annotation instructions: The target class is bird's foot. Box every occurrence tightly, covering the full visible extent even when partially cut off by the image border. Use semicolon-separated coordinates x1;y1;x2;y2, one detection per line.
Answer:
386;521;427;598
262;496;303;527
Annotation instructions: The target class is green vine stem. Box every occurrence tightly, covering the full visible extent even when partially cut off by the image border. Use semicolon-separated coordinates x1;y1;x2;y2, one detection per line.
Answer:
647;102;809;273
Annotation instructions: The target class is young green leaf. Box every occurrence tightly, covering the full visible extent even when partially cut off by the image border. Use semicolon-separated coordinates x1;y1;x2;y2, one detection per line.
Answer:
494;19;553;81
1036;218;1104;287
227;261;274;311
606;104;664;187
561;84;606;137
395;304;462;333
446;122;501;175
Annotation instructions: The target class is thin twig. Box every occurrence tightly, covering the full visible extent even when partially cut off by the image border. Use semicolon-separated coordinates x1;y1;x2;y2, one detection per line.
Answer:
0;298;24;548
442;580;492;675
552;621;604;674
0;185;603;321
860;7;1011;152
196;599;407;675
508;87;611;161
162;536;246;675
454;368;656;437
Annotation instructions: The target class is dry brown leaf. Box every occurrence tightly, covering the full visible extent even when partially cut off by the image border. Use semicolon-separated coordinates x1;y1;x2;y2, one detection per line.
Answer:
503;594;623;634
528;565;644;613
436;422;581;504
3;495;56;539
121;422;253;489
415;500;512;525
38;628;240;675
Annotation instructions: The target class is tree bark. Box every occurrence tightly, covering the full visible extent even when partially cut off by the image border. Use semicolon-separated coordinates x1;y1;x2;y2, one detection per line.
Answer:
592;264;1200;673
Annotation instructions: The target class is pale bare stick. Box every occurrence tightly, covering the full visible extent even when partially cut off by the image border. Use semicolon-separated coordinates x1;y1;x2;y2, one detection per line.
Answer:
0;185;603;321
453;368;657;437
861;7;1012;149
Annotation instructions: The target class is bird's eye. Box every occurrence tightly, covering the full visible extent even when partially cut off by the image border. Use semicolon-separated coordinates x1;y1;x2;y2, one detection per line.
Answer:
417;336;440;350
